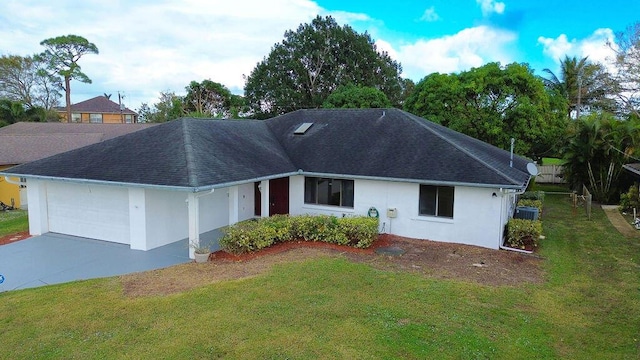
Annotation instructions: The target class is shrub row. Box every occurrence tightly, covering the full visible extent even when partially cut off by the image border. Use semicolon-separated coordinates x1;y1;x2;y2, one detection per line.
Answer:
219;214;379;254
506;218;543;250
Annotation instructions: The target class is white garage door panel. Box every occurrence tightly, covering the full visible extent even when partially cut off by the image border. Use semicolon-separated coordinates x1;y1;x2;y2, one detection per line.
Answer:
47;183;130;244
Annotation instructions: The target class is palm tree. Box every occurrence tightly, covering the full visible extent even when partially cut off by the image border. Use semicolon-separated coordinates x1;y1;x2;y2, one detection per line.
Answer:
562;112;639;202
543;56;616;119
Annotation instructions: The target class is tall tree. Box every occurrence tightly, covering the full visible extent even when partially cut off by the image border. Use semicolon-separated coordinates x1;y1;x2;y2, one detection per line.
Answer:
244;15;403;118
139;91;184;123
184;80;239;118
609;22;640;117
542;56;616;119
36;35;99;121
404;62;565;159
0;54;61;109
322;84;391;109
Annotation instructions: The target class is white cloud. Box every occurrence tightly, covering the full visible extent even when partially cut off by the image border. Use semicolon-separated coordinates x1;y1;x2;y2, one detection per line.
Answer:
0;0;327;110
538;28;617;71
420;7;440;22
382;26;517;79
476;0;505;16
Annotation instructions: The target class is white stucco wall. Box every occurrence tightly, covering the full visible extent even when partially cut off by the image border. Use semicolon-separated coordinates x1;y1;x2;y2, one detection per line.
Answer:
289;175;507;249
237;183;256;221
198;188;230;232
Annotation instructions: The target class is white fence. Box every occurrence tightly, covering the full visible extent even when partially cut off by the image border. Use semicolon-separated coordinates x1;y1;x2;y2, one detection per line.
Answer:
536;165;565;184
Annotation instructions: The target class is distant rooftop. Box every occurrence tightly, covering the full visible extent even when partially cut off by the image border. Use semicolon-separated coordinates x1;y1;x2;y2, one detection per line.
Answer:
55;96;137;115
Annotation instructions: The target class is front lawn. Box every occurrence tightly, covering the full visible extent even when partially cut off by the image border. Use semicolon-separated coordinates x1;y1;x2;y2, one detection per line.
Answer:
0;188;638;359
0;209;28;237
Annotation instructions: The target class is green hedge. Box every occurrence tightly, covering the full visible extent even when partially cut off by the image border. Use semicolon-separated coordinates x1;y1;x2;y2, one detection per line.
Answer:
506;218;542;250
220;215;379;254
519;191;545;201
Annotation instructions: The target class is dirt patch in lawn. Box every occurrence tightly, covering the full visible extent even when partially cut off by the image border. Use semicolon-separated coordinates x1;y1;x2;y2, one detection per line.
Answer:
121;235;543;297
0;231;30;246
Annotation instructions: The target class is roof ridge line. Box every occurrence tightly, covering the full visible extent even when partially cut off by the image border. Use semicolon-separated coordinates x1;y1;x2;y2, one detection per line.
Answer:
264;119;299;170
400;110;525;186
181;119;199;187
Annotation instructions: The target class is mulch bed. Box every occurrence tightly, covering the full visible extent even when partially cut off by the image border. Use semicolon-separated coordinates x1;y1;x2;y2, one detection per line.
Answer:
0;231;30;246
210;234;396;261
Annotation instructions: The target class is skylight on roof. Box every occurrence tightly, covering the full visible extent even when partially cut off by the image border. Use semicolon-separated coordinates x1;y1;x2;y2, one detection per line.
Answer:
294;122;313;135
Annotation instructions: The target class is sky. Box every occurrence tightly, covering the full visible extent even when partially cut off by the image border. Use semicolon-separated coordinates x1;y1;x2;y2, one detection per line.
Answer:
1;0;637;112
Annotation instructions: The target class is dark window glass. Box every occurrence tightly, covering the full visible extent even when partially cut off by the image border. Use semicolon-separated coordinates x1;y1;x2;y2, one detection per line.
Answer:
317;178;330;204
438;186;454;218
419;185;437;216
304;177;316;203
419;185;454;218
304;177;354;208
342;180;354;207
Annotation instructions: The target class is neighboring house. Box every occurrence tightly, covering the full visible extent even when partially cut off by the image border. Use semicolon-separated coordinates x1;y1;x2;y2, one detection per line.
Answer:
1;109;535;258
55;96;139;123
0;122;155;208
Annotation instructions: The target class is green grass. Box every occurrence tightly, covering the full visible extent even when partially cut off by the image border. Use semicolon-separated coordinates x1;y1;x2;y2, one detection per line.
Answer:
0;209;28;237
0;189;639;359
541;157;563;165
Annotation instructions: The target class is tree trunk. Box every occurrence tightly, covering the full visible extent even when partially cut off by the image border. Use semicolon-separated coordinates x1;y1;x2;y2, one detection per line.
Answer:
65;76;71;122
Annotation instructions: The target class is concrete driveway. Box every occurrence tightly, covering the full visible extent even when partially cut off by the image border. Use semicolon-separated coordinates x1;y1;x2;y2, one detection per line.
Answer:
0;233;193;291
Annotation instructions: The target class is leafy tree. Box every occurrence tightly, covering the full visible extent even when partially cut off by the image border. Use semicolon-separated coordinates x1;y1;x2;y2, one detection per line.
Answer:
323;84;391;108
36;35;99;122
542;56;616;119
184;80;246;118
404;62;563;159
609;22;640;117
244;15;403;118
0;99;49;127
139;91;184;123
0;55;61;109
561;112;639;202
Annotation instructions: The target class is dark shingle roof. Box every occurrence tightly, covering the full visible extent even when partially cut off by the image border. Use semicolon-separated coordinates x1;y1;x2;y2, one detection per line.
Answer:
54;96;137;115
0;122;154;165
266;109;531;187
2;109;533;189
3;119;296;188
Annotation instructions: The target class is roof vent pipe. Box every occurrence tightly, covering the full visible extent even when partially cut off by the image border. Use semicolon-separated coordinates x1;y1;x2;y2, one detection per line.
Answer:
509;138;514;168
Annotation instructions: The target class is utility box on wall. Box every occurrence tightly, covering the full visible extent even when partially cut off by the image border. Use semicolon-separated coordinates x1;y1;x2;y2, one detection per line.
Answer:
387;208;398;218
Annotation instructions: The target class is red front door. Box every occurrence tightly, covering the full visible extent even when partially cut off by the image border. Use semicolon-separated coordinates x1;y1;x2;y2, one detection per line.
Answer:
269;177;289;216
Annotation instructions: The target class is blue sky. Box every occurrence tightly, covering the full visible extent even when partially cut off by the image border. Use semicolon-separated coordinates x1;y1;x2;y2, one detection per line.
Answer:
0;0;637;111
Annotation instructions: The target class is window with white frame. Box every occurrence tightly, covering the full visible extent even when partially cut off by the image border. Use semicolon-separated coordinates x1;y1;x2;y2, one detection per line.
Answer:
71;113;81;123
304;177;354;207
124;114;133;123
419;185;454;218
89;113;103;123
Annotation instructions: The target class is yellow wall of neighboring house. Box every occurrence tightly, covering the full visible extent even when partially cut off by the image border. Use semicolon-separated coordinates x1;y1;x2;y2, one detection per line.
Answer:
0;165;22;208
58;112;135;124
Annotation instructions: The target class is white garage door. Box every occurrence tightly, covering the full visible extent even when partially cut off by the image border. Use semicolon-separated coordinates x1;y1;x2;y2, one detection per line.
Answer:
47;182;130;244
